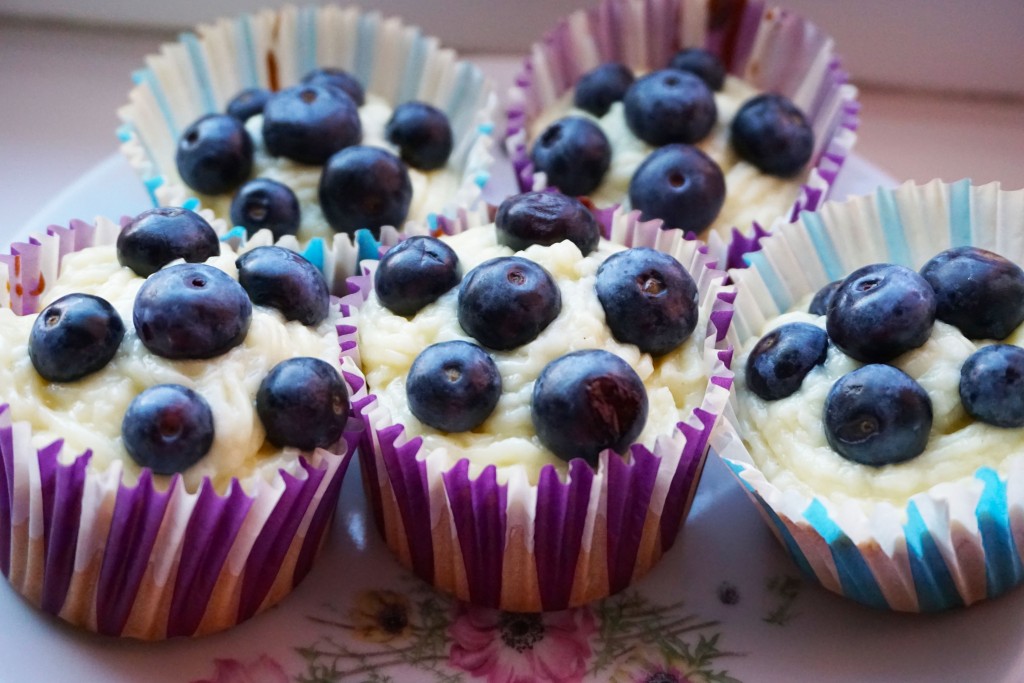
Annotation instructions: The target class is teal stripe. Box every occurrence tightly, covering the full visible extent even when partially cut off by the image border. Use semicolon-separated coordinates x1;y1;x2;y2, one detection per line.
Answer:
356;229;382;263
904;501;963;611
116;124;132;143
805;499;889;609
948;178;973;246
181;32;216;113
144;177;163;206
445;62;479;138
135;69;178;137
301;237;326;272
398;31;427;103
299;7;319;77
183;198;201;211
354;14;377;84
876;186;910;265
975;467;1023;599
221;226;247;241
239;15;259;88
801;210;844;281
745;250;791;314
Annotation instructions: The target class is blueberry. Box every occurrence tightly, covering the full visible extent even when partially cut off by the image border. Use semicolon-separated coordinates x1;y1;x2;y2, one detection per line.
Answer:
319;146;413;238
385;101;453;171
374;236;461;316
236;246;330;326
573;63;635;117
257;357;350;450
595;247;698;356
668;48;726;91
623;69;717;146
230;178;301;240
134;263;252;359
406;341;501;432
532;349;648;466
226;87;271;121
628;144;725;234
262;84;361;165
745;322;828;400
301;67;366;106
494;191;601;256
920;246;1024;340
176;114;254;195
809;280;841;316
530;116;612;196
826;263;936;363
29;293;125;382
458;256;561;351
730;94;814;177
122;384;215;475
117;207;221;278
824;364;932;466
959;345;1024;427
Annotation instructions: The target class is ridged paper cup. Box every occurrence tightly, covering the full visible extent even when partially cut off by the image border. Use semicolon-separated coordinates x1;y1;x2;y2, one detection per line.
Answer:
505;0;859;268
117;3;496;293
715;179;1024;612
340;207;735;612
0;213;367;638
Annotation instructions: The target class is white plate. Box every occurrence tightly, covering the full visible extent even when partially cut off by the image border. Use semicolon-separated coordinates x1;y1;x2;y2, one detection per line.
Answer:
5;156;1022;683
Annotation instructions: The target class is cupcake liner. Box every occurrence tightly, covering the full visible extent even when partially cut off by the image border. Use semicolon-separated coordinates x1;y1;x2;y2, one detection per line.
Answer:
340;207;735;612
504;0;859;269
0;215;367;638
714;179;1024;612
117;4;497;294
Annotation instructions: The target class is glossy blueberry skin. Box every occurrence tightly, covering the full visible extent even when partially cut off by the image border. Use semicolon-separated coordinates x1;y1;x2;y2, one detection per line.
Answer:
257;357;350;450
117;207;221;278
29;294;125;383
458;256;561;351
236;246;330;326
176;114;254;195
532;349;648;466
262;84;361;165
530;116;612;197
122;384;215;475
595;247;698;356
959;345;1024;427
668;48;726;91
385;101;453;171
230;178;301;240
319;146;412;238
920;246;1024;340
809;280;842;316
134;263;252;359
226;87;271;121
745;322;828;401
494;191;601;256
301;67;366;106
826;263;937;363
628;144;725;234
824;364;932;466
730;93;813;177
623;69;717;146
573;63;635;117
406;341;502;432
374;236;462;317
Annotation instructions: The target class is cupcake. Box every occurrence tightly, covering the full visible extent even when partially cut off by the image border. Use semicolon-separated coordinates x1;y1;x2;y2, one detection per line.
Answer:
117;4;496;293
341;193;735;611
715;179;1024;612
0;207;365;638
505;0;859;267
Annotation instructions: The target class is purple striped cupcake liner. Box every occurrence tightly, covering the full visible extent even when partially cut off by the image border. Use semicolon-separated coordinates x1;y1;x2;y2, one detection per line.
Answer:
0;214;367;638
339;207;735;612
504;0;860;269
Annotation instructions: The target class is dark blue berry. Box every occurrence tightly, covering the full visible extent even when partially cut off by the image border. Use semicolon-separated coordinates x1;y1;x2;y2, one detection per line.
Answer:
595;247;698;356
262;85;361;165
385;101;453;171
809;280;841;315
960;345;1024;427
826;263;936;363
623;69;716;146
319;146;412;238
530;116;611;196
230;178;301;240
494;191;601;256
236;246;330;326
668;48;726;91
824;364;932;466
745;322;828;400
29;293;124;382
226;87;271;121
374;236;461;316
134;263;252;359
920;246;1024;340
731;93;813;177
573;63;635;117
532;349;648;466
628;144;725;234
122;384;215;475
406;341;501;432
257;357;350;450
458;256;561;351
301;67;366;106
117;207;221;278
176;113;254;195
